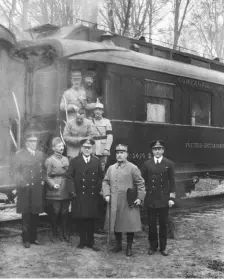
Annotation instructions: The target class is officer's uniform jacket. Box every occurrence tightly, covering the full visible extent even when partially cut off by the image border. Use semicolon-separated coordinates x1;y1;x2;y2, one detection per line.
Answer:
102;161;146;233
141;157;175;208
63;118;92;158
66;154;104;219
91;117;113;155
45;154;70;200
60;87;87;120
14;149;45;214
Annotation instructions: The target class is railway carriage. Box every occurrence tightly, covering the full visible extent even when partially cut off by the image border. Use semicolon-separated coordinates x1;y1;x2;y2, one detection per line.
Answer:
0;23;223;199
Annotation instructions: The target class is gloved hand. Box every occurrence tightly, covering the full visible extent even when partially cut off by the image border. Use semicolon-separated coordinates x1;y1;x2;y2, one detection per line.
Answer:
134;198;141;206
69;192;76;199
54;184;60;190
168;200;175;207
105;196;110;203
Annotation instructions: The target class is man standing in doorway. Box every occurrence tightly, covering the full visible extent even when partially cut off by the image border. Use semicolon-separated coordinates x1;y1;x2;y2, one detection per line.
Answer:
60;70;87;121
66;138;104;251
13;130;45;248
102;142;145;256
141;140;176;256
91;101;113;172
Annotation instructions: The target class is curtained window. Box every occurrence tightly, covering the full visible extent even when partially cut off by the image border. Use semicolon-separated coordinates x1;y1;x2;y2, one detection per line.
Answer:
145;79;174;123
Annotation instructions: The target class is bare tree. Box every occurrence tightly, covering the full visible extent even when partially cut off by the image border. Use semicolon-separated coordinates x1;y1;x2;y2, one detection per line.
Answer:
190;0;224;59
172;0;191;49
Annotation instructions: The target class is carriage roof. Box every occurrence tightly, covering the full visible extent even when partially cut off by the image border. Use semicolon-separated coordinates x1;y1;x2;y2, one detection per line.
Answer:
0;24;16;45
16;37;224;86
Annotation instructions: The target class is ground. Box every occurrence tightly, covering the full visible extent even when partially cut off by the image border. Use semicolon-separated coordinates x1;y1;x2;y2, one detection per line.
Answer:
0;202;223;278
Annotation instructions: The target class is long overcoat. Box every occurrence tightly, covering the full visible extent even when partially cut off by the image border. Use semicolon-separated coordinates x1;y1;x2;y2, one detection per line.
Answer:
141;157;175;208
102;161;146;233
66;154;104;219
14;149;45;214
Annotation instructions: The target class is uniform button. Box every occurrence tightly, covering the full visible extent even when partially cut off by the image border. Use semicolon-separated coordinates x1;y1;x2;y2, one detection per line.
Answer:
32;183;34;185
83;179;85;181
92;179;94;181
83;186;85;188
82;192;85;194
93;173;95;174
92;193;94;195
152;180;154;182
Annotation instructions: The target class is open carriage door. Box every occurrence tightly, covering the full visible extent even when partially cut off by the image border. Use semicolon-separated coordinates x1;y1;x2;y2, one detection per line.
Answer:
0;26;26;194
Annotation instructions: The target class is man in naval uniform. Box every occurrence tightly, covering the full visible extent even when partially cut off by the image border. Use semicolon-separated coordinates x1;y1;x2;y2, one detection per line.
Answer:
66;138;104;251
60;70;87;121
45;137;70;242
141;140;176;256
13;130;45;248
91;101;113;172
63;108;92;159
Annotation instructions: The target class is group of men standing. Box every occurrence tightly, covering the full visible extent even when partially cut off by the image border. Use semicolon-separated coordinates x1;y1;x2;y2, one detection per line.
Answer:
13;69;176;257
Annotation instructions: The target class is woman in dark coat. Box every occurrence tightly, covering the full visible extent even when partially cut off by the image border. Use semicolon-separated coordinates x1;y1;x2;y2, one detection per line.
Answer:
66;138;104;251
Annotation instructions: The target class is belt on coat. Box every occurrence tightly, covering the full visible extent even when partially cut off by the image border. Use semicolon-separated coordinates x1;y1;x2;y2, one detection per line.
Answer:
93;136;107;140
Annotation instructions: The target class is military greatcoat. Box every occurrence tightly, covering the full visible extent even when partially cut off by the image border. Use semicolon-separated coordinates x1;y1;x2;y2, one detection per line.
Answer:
66;154;104;219
102;161;146;233
141;157;175;208
63;118;92;158
14;149;45;214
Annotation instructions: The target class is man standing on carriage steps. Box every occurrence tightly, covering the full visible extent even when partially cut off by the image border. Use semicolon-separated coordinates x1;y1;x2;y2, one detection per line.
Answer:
91;100;113;172
141;140;176;256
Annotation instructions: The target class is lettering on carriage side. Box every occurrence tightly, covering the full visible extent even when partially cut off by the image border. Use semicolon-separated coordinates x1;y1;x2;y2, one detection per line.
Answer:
128;153;151;160
178;77;211;90
217;85;224;93
185;143;224;148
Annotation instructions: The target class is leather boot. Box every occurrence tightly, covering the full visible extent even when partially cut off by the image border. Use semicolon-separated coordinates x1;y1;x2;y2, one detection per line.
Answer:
51;213;58;243
61;213;69;242
111;232;122;252
126;242;132;256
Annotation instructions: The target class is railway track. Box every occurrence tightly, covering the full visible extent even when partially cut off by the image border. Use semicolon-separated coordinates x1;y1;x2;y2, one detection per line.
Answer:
0;193;223;239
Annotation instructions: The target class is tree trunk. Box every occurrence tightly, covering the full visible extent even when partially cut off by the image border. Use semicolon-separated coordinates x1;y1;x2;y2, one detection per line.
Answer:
8;0;17;31
21;0;29;30
123;0;132;36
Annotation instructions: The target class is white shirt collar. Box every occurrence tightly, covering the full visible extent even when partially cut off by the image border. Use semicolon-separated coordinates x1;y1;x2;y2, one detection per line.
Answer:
27;147;35;156
83;155;90;163
154;156;163;163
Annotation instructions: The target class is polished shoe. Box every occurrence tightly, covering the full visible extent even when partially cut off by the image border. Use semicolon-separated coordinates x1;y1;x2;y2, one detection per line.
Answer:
148;247;157;255
111;244;122;253
126;243;132;257
87;244;100;251
160;249;168;256
23;242;30;248
77;243;85;249
32;240;42;245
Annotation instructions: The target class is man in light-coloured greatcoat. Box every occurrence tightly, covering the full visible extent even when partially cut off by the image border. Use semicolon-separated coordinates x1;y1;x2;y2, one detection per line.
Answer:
102;143;145;256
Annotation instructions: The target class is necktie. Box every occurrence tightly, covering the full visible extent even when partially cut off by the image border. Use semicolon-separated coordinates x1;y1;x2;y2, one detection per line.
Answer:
156;160;159;164
86;158;89;163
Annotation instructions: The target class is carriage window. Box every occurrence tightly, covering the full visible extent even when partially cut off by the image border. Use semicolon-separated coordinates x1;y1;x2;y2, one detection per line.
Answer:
191;91;211;126
145;79;174;123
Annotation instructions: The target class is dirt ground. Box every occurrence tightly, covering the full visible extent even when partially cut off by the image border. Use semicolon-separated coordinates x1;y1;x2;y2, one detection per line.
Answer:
0;203;223;278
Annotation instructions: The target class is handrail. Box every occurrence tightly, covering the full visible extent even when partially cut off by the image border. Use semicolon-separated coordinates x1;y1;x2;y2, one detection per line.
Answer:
12;92;21;150
63;95;68;122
